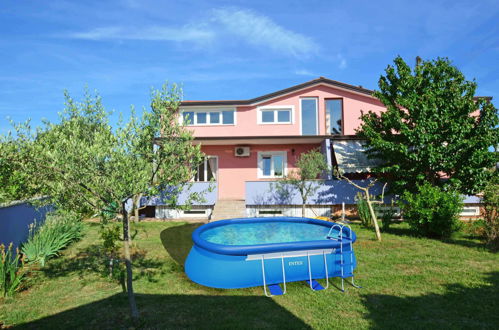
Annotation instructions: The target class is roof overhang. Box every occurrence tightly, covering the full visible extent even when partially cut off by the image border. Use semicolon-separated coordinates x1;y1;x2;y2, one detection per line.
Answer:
180;76;492;108
193;135;330;146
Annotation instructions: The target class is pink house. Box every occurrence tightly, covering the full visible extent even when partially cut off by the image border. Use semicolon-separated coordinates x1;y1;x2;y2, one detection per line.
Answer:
149;77;390;219
145;77;486;220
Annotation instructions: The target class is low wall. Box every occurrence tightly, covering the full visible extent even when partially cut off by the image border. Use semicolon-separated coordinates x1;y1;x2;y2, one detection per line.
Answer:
0;200;53;251
245;179;391;205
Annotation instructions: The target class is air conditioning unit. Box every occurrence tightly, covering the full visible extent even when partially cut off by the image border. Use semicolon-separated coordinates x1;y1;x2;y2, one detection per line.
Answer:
234;146;250;157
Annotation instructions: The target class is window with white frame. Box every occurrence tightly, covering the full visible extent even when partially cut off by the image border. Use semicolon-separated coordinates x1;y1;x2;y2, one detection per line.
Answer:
257;106;293;124
258;151;287;178
182;110;235;126
193;156;218;182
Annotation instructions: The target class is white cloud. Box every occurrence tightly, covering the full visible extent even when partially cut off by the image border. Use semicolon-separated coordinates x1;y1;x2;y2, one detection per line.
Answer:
337;54;347;69
60;7;318;59
294;69;318;77
211;7;318;59
63;25;214;43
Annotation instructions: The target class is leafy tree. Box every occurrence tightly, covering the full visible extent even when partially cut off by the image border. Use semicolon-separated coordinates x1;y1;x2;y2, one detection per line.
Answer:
278;149;328;217
359;56;499;195
1;84;204;321
482;174;499;250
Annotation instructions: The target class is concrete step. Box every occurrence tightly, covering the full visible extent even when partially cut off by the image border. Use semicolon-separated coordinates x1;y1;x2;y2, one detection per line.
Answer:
211;199;247;221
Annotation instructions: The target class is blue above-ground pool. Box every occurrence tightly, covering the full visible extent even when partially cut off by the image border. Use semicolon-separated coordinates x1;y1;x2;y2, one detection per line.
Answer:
185;217;359;295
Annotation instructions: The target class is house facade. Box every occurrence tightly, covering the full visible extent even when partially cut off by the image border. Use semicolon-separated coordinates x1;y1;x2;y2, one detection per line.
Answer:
146;77;483;220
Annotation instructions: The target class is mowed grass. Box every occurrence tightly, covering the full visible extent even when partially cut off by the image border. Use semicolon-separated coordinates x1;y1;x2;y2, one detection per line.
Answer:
1;221;498;329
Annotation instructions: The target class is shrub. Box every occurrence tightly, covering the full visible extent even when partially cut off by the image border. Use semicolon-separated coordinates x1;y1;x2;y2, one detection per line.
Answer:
100;223;122;278
0;243;27;297
356;193;372;228
378;202;397;231
482;175;499;250
21;211;83;266
400;183;463;239
463;219;487;238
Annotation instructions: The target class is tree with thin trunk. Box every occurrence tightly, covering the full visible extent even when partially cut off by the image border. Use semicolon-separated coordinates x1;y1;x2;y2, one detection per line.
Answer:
277;149;328;217
334;170;386;241
1;83;204;321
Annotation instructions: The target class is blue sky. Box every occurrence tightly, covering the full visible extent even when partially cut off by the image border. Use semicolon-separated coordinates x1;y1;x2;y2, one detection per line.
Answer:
1;0;498;132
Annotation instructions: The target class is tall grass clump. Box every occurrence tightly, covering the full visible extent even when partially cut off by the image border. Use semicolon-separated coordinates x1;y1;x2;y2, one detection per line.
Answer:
356;192;372;228
21;211;83;266
1;243;26;297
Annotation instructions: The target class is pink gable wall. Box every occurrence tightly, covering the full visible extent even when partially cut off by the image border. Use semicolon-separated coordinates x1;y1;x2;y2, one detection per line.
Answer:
202;143;320;200
186;84;387;137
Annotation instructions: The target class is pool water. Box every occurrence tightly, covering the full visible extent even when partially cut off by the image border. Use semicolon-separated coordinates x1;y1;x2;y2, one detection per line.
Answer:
200;221;334;246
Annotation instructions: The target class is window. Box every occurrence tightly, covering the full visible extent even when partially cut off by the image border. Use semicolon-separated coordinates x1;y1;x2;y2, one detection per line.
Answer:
222;110;234;124
194;156;218;182
326;99;343;135
300;98;318;135
258;151;287;178
182;110;235;125
257;106;293;124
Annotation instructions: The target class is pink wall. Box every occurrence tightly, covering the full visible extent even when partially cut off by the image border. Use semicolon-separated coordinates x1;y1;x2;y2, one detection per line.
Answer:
185;84;387;137
201;143;320;200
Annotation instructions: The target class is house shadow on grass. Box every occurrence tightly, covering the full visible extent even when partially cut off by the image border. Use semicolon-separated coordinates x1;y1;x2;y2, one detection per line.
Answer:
160;223;203;266
13;293;311;329
361;271;499;329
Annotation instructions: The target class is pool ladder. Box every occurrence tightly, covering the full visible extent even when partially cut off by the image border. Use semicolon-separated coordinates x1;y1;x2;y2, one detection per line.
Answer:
260;253;287;297
260;250;331;297
327;223;362;291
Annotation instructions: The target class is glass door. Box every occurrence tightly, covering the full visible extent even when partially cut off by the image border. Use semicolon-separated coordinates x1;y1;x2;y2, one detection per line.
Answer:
301;98;318;135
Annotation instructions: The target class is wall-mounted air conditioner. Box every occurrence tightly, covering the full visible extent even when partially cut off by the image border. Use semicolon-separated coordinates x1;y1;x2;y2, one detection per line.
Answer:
234;146;250;157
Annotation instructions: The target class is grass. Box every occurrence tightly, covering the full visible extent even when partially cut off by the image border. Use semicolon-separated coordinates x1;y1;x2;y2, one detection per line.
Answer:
1;221;498;329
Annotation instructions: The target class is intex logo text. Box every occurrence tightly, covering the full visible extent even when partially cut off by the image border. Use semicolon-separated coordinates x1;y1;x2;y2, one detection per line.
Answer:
288;261;303;266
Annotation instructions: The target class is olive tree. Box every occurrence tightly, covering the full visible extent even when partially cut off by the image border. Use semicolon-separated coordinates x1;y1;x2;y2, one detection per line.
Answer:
1;84;204;321
278;149;328;217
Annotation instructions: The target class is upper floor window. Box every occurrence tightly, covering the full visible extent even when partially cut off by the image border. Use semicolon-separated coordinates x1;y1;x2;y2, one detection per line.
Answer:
326;99;343;135
257;106;293;124
258;151;287;178
182;110;235;126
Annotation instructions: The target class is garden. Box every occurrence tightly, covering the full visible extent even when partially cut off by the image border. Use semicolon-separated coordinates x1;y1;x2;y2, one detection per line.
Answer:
1;56;498;329
1;220;498;329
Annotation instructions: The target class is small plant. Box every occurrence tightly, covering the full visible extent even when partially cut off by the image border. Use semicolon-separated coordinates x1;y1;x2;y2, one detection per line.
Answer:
378;200;397;231
100;223;122;278
21;211;83;266
0;243;27;297
356;193;372;228
400;183;463;239
463;219;487;238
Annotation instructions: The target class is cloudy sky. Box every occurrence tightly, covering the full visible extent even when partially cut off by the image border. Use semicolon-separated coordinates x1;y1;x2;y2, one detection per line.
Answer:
1;0;498;132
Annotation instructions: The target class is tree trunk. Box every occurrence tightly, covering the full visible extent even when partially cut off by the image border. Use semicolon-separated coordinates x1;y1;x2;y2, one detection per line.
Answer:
122;202;139;321
132;193;142;223
365;194;382;242
301;203;306;217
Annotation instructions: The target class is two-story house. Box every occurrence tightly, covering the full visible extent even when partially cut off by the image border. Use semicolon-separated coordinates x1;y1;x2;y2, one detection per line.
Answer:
146;77;483;220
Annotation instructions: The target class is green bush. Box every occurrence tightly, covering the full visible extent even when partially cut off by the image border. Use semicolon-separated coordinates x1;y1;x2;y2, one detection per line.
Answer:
463;219;487;238
0;243;26;297
21;211;83;266
356;193;372;228
400;183;463;239
482;175;499;250
378;202;397;231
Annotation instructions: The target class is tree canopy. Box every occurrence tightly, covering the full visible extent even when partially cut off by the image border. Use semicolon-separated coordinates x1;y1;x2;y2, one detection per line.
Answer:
359;56;499;195
0;83;205;320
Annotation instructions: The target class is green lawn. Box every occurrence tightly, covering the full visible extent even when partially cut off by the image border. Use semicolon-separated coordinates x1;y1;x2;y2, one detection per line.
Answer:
1;221;498;329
